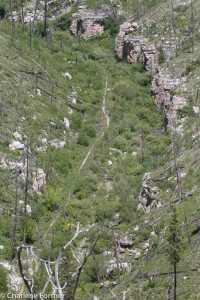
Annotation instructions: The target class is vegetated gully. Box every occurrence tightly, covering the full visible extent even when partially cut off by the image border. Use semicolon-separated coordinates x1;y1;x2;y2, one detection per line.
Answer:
41;77;110;243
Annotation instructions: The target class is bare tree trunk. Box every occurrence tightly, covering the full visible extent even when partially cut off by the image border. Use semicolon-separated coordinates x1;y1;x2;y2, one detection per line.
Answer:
35;74;38;94
136;0;140;20
190;0;194;53
72;232;100;300
17;246;37;297
46;153;52;185
173;261;177;300
51;228;55;252
32;0;40;36
11;18;15;46
43;0;48;37
170;0;176;37
9;0;14;45
101;252;105;289
20;0;24;26
29;20;32;51
51;85;54;103
172;128;181;195
92;252;100;283
23;145;29;244
55;224;80;300
170;1;177;56
11;169;19;260
141;129;145;163
112;228;120;284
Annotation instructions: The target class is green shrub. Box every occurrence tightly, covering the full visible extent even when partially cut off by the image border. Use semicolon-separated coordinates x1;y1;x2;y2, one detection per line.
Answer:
174;4;188;13
71;114;83;130
35;20;50;37
41;185;61;211
77;133;90;146
95;201;116;222
84;125;96;138
26;218;36;244
52;149;72;176
138;75;151;87
0;266;7;293
0;5;6;19
158;49;165;64
112;135;129;152
104;16;124;37
114;83;138;101
178;105;193;117
54;13;71;30
74;177;97;200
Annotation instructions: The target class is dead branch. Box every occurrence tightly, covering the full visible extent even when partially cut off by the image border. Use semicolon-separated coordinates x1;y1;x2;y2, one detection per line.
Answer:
17;223;81;300
17;245;37;297
139;268;199;279
55;223;81;300
72;230;101;300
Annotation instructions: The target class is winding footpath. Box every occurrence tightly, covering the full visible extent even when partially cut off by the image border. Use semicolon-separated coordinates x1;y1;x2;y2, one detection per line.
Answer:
40;77;110;243
78;77;109;174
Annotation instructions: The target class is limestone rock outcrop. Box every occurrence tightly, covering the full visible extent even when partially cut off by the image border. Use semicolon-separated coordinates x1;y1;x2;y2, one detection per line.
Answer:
64;117;70;130
33;168;46;194
138;173;160;213
115;22;157;72
115;22;187;128
151;69;187;128
9;141;25;151
106;259;132;276
70;6;112;39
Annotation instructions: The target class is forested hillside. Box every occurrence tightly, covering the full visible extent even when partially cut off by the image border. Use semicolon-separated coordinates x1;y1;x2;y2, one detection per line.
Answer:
0;0;200;299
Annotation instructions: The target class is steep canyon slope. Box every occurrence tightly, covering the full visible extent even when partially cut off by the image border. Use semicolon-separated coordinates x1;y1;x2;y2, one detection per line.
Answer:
0;0;200;299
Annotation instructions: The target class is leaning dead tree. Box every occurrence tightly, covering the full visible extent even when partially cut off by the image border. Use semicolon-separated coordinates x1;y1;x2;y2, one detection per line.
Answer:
17;223;81;300
17;224;101;300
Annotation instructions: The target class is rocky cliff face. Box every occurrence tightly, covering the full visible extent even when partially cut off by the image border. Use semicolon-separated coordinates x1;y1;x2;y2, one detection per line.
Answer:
151;68;187;129
70;7;112;39
115;22;187;129
115;22;157;72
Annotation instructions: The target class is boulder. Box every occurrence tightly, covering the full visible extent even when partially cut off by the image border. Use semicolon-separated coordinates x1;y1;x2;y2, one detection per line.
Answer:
134;225;139;232
20;202;32;215
107;160;113;166
119;237;134;249
138;173;160;213
62;72;72;80
26;205;32;215
193;106;200;114
64;117;70;130
9;141;25;151
68;91;77;104
36;146;47;153
135;251;141;259
13;131;22;140
106;259;132;275
33;168;46;194
36;88;42;96
50;139;66;148
0;159;24;170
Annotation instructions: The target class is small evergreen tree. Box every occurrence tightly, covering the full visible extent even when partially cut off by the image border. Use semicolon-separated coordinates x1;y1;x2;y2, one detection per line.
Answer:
166;206;184;300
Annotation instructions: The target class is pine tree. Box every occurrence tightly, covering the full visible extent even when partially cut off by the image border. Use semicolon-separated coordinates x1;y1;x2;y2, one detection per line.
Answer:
166;206;184;300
